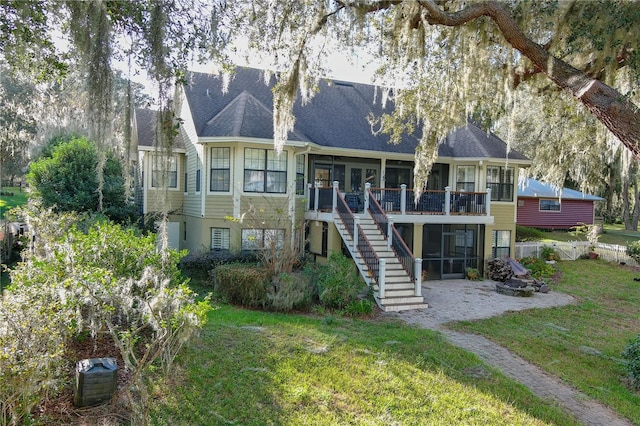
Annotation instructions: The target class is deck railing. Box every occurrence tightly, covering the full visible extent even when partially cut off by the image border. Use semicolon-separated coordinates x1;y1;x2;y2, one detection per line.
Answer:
308;183;491;216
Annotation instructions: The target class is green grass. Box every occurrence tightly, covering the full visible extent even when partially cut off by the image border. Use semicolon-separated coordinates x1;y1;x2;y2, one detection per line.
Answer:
0;186;28;219
538;224;640;246
449;260;640;424
148;304;580;425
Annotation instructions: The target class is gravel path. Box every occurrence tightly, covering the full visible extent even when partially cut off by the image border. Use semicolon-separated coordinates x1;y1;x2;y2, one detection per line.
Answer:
385;279;633;426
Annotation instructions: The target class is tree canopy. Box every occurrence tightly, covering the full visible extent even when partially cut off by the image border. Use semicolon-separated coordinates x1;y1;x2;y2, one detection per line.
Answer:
26;136;137;222
1;0;639;195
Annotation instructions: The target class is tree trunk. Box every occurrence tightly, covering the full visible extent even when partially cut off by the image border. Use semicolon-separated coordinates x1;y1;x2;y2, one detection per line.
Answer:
419;1;640;157
623;179;631;229
632;183;640;231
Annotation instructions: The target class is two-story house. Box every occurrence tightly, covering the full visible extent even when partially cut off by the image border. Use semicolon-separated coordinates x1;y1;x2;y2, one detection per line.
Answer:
135;67;530;311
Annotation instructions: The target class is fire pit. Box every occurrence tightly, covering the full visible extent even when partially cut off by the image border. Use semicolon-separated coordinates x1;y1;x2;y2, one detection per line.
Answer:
495;279;535;297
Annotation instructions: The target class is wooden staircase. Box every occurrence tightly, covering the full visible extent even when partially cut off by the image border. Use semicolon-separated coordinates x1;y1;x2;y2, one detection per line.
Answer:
335;214;428;312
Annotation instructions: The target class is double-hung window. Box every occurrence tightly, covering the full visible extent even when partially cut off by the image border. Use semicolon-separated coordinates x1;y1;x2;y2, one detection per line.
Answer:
210;148;230;192
151;154;177;188
295;155;305;195
456;166;475;192
486;166;514;201
492;230;511;258
244;148;287;193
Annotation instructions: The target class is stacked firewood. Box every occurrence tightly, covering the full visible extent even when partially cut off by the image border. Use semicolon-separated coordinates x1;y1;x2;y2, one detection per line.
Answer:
487;258;514;281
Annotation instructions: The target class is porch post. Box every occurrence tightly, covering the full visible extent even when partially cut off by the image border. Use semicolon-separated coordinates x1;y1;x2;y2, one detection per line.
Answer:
444;186;451;215
353;216;359;252
400;184;407;214
332;181;339;212
307;183;313;211
313;182;320;211
415;258;423;296
364;182;371;212
485;188;492;216
387;217;393;250
379;258;386;299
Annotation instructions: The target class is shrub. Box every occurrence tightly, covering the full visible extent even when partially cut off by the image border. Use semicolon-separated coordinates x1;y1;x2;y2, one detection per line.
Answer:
519;256;556;281
627;241;640;263
180;250;257;281
267;272;315;311
540;245;559;261
622;335;640;389
211;263;271;307
516;225;545;242
344;299;375;317
315;251;366;309
4;212;210;425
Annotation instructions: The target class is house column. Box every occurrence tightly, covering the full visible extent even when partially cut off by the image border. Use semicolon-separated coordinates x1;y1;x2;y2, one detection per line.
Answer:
413;224;423;259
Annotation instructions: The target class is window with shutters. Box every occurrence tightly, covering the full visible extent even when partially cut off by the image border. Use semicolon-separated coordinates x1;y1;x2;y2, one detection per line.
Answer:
210;228;230;250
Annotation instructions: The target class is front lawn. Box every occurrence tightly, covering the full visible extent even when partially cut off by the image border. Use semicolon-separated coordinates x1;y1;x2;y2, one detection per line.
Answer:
0;186;28;218
148;305;580;425
449;260;640;424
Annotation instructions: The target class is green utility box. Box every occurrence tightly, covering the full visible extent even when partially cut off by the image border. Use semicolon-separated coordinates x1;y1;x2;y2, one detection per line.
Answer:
73;357;118;407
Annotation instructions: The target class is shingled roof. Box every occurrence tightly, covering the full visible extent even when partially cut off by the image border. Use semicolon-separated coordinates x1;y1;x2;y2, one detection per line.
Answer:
158;67;528;161
135;108;185;149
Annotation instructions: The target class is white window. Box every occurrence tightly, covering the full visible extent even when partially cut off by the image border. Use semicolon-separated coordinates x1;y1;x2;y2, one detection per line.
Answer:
151;154;178;188
486;166;514;202
456;166;475;192
210;147;230;192
244;148;287;193
492;230;511;258
211;228;230;250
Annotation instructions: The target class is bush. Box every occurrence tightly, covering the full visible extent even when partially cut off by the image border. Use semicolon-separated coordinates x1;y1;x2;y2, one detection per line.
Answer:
180;250;258;281
314;251;366;309
519;256;556;281
516;225;545;242
211;263;271;307
267;272;315;311
622;335;640;389
344;298;375;317
627;241;640;263
540;245;559;261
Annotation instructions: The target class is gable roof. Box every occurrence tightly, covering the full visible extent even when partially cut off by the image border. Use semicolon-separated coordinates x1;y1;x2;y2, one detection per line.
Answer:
518;178;604;201
171;67;528;161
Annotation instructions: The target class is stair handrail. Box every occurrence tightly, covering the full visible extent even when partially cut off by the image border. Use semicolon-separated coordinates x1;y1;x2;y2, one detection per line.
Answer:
335;188;355;239
368;188;419;287
390;226;416;282
367;188;388;236
356;224;380;283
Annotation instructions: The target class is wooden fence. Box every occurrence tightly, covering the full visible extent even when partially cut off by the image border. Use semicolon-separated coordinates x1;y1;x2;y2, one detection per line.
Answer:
515;241;639;266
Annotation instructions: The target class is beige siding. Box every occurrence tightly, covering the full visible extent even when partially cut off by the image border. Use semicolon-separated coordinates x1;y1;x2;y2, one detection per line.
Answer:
485;203;517;260
146;189;184;213
205;195;234;217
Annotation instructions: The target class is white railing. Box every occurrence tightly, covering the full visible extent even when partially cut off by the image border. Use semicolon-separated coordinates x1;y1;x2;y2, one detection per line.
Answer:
515;241;639;266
